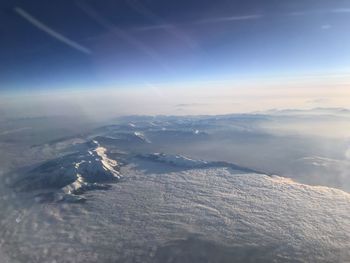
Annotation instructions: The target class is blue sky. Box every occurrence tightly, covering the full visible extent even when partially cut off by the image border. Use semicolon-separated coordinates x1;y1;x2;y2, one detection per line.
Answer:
1;0;350;92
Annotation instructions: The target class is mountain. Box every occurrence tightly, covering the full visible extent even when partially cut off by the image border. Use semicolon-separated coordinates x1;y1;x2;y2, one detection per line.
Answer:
14;140;120;202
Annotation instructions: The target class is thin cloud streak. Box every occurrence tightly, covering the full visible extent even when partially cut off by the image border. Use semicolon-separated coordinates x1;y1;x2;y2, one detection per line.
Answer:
134;24;175;31
332;8;350;13
135;8;350;29
195;14;263;24
76;2;175;74
126;0;198;49
14;7;91;54
289;8;350;16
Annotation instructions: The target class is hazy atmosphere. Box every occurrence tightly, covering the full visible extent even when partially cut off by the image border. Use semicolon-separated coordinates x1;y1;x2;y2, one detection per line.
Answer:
1;1;350;262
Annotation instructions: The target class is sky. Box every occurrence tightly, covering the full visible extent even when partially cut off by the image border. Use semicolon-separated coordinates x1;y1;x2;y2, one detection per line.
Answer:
0;0;350;116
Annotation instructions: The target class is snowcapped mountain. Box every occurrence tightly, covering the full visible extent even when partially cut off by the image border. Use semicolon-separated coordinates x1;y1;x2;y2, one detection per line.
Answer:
140;153;209;167
14;140;120;202
2;111;350;262
5;150;350;262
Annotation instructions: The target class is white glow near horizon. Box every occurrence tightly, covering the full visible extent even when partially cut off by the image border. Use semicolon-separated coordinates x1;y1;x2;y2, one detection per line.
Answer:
1;75;350;120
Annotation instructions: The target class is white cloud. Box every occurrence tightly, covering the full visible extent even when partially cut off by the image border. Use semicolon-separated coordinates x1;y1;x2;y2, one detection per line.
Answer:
332;8;350;13
195;14;263;24
321;24;332;30
14;7;91;54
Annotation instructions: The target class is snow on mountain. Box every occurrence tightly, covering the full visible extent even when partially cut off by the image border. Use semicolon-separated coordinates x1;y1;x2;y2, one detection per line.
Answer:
138;153;263;174
134;131;151;143
94;132;151;145
62;140;120;195
14;140;120;201
142;153;209;167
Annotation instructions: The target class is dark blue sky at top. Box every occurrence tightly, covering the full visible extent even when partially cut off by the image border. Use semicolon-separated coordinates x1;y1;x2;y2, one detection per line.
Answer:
1;0;350;91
